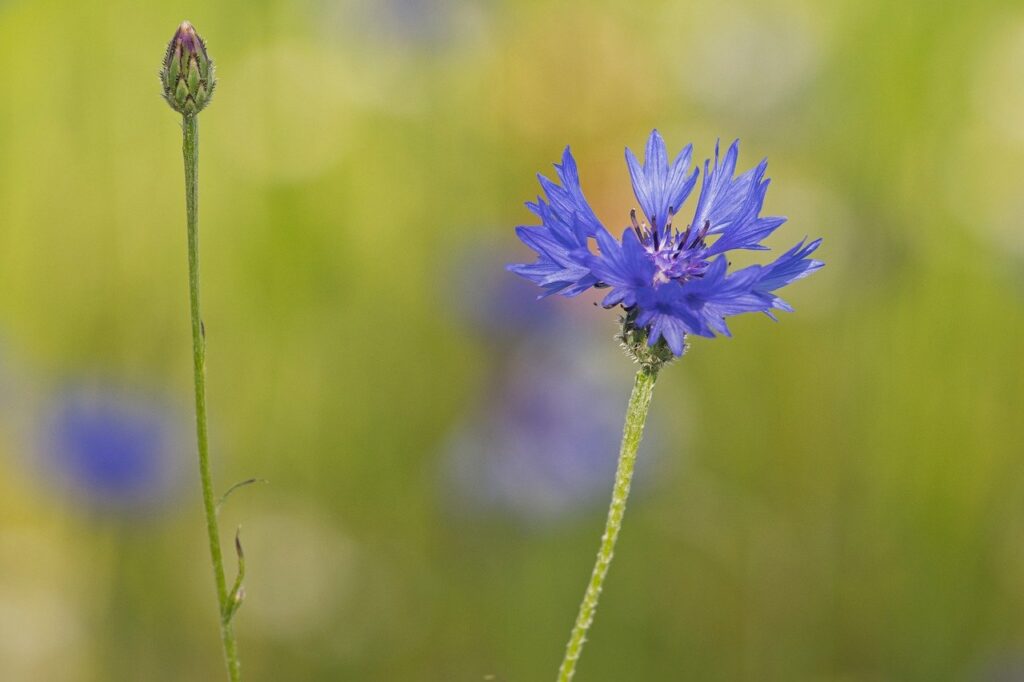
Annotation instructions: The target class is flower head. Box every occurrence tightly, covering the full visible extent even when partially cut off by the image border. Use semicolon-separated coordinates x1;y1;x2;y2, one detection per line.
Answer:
161;21;216;116
509;131;823;358
37;385;184;512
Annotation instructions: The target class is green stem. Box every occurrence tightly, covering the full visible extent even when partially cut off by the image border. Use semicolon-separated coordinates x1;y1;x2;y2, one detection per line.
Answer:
183;114;241;682
556;365;659;682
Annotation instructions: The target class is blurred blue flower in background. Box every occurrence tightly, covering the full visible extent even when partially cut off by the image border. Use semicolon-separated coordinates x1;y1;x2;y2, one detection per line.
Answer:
365;0;460;45
974;653;1024;681
448;241;563;341
442;248;665;525
0;339;12;411
36;384;185;513
444;335;647;524
317;0;488;52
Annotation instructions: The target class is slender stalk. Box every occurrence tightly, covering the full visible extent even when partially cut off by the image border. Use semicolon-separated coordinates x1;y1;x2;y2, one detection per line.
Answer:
556;365;659;682
183;114;241;681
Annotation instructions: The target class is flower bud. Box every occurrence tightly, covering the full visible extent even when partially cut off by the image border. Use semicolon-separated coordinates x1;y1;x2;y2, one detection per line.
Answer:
161;21;216;116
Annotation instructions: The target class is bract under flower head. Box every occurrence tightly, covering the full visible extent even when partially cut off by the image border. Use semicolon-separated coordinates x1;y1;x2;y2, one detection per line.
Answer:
508;131;823;357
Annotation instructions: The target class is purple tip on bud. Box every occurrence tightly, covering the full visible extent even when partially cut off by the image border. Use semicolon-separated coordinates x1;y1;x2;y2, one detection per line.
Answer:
175;21;200;56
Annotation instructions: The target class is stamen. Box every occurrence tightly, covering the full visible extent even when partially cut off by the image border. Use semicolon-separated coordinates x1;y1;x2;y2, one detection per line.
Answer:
693;220;711;248
679;223;692;250
630;209;643;240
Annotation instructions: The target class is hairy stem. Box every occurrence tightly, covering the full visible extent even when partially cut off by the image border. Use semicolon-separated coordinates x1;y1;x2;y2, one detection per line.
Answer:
556;365;659;682
183;114;241;681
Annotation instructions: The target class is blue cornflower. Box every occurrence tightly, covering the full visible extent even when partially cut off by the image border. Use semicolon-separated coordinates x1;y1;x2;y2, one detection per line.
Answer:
38;385;184;511
509;130;823;357
443;331;656;525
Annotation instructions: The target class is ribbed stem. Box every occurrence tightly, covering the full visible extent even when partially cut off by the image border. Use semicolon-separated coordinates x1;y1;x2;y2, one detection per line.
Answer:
556;365;659;682
183;114;241;682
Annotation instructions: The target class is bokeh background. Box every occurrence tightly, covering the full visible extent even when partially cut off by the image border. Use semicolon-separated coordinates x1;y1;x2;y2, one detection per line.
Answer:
1;0;1023;680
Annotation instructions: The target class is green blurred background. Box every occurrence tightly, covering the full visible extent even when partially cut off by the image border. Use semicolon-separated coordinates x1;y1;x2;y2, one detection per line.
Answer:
2;0;1024;680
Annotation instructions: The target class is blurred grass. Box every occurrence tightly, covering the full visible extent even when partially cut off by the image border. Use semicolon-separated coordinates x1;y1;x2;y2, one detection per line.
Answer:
2;0;1024;680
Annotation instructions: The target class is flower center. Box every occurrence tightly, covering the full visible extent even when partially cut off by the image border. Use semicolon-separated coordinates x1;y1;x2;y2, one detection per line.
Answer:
630;209;711;287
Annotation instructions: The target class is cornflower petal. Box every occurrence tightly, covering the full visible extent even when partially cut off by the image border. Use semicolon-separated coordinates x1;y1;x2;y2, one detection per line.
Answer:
626;130;699;234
